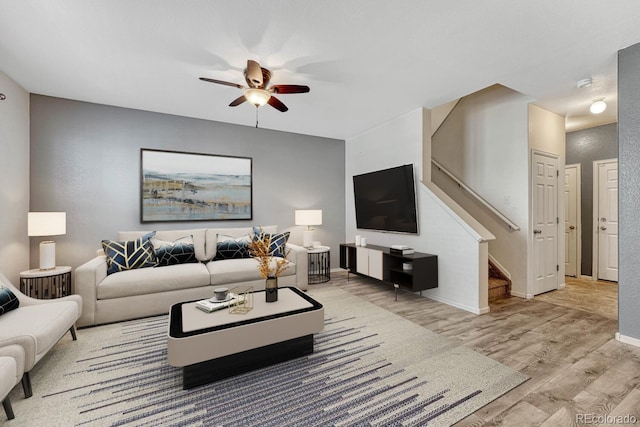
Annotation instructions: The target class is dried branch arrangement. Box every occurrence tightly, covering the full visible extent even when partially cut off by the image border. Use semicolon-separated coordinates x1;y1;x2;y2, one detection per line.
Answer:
248;233;291;278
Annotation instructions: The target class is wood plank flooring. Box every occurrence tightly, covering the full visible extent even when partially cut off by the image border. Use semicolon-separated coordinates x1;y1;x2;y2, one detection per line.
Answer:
323;271;640;426
536;277;618;320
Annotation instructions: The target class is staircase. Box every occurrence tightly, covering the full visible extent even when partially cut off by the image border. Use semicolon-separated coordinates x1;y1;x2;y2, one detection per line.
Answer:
488;259;511;301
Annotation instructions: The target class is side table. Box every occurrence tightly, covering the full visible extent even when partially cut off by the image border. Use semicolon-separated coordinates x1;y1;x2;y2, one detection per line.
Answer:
19;266;72;299
308;246;330;284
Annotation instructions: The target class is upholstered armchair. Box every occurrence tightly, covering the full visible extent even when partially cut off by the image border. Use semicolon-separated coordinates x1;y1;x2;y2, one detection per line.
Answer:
0;272;82;397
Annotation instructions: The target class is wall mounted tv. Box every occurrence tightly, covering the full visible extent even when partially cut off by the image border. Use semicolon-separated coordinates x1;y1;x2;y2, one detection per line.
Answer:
353;164;418;234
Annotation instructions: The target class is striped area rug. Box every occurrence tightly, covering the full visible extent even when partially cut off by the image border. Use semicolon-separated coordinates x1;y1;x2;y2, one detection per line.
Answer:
8;285;527;426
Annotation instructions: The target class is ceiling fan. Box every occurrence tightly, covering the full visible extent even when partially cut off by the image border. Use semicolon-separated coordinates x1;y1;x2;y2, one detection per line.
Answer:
199;59;310;113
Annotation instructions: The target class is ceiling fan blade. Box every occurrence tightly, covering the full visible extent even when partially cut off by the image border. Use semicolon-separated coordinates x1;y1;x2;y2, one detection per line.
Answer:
246;60;263;87
270;85;310;94
229;95;247;107
267;96;288;112
199;77;244;89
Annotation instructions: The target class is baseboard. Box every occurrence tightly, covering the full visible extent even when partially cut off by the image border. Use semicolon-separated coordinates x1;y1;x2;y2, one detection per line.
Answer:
579;275;593;280
558;282;566;289
615;332;640;348
510;291;533;299
421;292;489;315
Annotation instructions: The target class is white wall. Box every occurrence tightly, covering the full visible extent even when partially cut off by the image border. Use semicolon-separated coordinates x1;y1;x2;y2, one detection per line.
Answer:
431;85;533;297
0;70;30;284
346;108;492;313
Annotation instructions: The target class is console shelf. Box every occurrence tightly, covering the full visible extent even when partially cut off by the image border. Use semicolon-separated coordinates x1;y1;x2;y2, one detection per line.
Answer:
339;243;437;292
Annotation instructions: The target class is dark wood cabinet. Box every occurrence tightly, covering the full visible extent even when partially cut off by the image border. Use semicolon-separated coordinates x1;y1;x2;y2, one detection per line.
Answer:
339;243;437;292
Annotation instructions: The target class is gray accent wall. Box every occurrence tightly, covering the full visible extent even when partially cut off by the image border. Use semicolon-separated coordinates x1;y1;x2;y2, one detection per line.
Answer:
566;123;618;277
29;95;345;271
0;69;30;284
618;42;640;342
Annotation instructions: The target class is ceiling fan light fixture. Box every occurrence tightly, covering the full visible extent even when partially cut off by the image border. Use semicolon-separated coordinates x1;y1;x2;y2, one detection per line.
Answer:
590;98;607;114
245;88;271;107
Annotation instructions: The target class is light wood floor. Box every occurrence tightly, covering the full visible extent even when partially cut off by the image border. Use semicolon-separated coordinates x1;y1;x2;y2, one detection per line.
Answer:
536;277;618;320
326;271;640;426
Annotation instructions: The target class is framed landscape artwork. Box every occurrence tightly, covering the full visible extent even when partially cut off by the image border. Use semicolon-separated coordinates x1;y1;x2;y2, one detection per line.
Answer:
140;149;252;222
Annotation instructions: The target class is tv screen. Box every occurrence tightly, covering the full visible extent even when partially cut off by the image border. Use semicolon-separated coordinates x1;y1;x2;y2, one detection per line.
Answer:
353;164;418;234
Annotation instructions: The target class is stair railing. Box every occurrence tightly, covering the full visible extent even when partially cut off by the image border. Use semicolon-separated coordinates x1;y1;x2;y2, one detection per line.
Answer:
431;159;520;231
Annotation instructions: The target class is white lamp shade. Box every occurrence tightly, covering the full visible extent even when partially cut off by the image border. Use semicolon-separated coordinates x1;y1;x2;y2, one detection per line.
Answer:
295;210;322;226
28;212;66;237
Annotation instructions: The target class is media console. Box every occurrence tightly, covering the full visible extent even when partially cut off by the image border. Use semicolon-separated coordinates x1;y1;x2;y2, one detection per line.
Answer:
339;243;438;294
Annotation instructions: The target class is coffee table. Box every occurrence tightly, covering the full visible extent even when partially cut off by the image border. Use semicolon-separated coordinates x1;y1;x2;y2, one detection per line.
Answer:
167;286;324;389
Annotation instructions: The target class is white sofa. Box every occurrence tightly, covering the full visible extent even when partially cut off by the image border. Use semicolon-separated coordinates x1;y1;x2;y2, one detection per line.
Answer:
1;344;25;420
75;226;308;327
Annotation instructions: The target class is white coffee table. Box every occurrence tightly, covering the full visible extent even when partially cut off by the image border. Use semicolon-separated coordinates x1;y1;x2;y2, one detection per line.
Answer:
167;286;324;389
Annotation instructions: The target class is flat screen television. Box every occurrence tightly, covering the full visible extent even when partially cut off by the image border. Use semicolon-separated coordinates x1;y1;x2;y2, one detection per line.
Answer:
353;164;418;234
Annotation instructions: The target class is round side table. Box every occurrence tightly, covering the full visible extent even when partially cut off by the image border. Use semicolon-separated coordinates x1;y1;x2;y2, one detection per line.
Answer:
19;266;72;299
307;246;330;284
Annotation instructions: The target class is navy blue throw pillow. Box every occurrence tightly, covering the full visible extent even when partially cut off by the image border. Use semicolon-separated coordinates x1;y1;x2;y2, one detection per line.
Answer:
151;235;198;266
0;286;19;316
102;231;157;275
214;234;252;260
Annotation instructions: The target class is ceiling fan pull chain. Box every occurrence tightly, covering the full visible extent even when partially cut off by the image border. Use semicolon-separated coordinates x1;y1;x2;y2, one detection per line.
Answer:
255;106;259;128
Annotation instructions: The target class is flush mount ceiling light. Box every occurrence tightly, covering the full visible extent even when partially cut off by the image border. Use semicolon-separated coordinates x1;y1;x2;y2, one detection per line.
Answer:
590;98;607;114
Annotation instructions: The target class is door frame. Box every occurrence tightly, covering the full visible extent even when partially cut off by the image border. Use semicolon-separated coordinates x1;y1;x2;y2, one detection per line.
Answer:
592;158;618;281
565;163;582;278
528;149;563;298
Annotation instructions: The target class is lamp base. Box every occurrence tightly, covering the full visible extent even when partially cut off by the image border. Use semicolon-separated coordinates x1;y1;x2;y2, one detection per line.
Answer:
39;241;56;270
302;230;314;248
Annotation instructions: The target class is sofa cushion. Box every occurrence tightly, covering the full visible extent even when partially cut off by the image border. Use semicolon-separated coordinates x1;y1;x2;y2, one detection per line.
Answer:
207;257;295;285
0;301;79;361
102;231;157;275
97;263;211;299
0;285;19;316
119;229;208;262
151;235;198;266
213;234;252;260
252;227;290;258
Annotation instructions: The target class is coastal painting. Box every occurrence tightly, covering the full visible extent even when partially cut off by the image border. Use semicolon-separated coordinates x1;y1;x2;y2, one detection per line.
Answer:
140;149;252;222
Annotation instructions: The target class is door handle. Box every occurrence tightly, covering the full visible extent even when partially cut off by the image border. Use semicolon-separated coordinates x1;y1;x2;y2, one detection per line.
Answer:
569;225;575;230
600;226;607;231
533;229;542;234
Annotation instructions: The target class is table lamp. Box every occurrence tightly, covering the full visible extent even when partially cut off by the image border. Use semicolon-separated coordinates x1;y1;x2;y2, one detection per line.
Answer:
295;209;322;248
28;212;66;270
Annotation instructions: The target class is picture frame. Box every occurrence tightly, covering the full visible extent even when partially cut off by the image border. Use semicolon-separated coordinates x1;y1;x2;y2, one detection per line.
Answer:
140;148;252;222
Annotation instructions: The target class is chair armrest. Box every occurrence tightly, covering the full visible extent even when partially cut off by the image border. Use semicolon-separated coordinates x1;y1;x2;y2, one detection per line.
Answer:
285;243;308;290
0;344;25;383
74;255;108;327
0;336;36;373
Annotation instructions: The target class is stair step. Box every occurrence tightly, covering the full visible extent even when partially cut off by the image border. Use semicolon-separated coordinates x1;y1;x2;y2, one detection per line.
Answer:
488;277;511;300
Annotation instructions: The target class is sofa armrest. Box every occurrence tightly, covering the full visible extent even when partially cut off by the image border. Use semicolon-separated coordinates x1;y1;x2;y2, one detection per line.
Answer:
75;254;108;327
0;336;35;373
285;243;308;290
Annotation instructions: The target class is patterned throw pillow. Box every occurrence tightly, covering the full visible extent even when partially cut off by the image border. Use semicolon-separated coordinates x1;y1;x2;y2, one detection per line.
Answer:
102;231;157;275
0;285;19;316
252;227;290;258
151;235;197;266
213;234;252;260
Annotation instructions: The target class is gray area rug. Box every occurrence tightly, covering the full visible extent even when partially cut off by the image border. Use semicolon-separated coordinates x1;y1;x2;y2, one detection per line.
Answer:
8;285;527;426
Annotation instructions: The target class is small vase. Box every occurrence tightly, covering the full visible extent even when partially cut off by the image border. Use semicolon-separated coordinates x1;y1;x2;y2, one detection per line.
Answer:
265;276;278;302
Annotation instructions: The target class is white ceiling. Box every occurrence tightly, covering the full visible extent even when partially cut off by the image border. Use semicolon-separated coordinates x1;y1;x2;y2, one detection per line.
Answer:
1;0;638;140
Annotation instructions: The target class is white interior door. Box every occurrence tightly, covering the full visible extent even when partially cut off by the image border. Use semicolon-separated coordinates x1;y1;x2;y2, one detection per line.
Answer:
564;165;579;277
532;152;559;295
596;160;618;281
